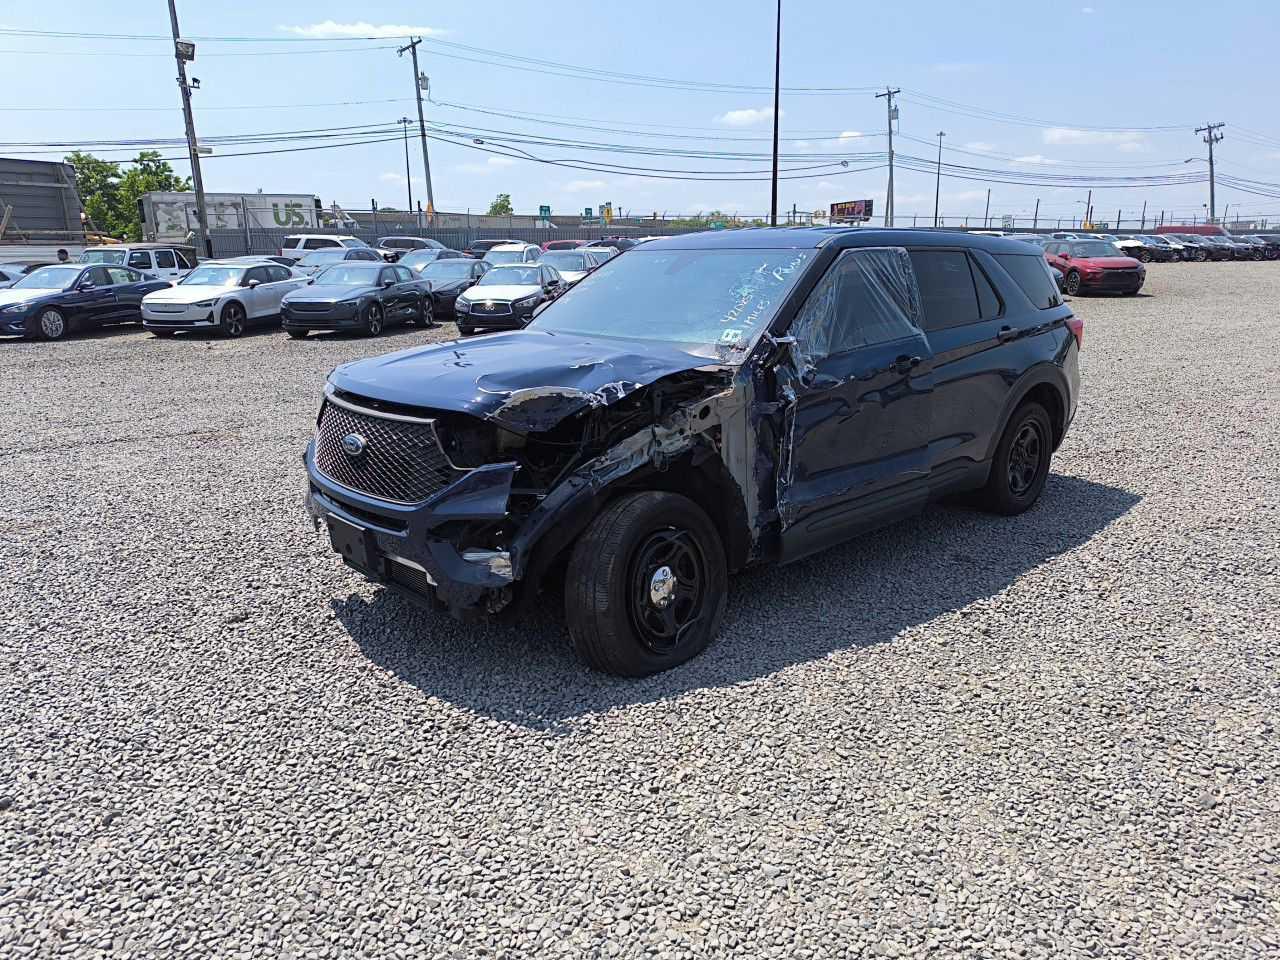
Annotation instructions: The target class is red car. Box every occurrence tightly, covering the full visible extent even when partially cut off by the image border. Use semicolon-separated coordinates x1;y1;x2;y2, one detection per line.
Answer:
541;239;584;252
1043;239;1145;296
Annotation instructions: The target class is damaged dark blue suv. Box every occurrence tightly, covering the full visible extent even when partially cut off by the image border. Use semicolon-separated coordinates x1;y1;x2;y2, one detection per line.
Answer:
304;229;1081;676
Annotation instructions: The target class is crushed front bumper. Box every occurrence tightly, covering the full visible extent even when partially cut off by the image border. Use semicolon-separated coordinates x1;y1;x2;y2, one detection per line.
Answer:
304;441;522;616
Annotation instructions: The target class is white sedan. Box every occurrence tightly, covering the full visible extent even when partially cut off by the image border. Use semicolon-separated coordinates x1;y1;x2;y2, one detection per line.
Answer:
141;260;308;338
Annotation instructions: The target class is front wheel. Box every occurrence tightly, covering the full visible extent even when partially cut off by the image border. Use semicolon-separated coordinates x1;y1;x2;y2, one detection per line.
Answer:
566;491;727;676
220;302;246;338
418;296;435;327
456;323;474;336
1196;249;1208;262
36;307;70;340
979;402;1053;516
364;302;384;336
1137;250;1151;263
1064;270;1082;296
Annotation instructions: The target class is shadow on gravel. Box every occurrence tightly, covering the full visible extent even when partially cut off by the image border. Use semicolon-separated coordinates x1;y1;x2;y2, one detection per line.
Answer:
335;474;1140;731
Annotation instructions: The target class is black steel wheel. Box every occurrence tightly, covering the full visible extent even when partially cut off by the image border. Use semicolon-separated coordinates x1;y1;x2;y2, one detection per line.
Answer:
220;301;246;338
566;491;727;676
1064;270;1082;296
979;401;1053;515
364;302;384;336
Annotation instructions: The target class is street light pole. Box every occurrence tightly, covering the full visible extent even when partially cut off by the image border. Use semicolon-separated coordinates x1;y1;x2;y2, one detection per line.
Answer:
933;131;945;227
166;0;209;258
398;38;436;223
769;0;782;227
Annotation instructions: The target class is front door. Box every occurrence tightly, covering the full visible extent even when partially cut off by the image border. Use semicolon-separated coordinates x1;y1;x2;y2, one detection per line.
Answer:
776;247;935;563
69;266;119;326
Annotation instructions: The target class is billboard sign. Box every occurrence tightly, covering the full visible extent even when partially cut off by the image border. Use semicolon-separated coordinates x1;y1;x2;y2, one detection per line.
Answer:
830;199;874;222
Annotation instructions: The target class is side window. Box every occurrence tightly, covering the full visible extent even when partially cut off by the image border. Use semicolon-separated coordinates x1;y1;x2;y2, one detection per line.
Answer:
791;247;923;363
394;266;414;282
908;250;979;332
127;251;152;270
174;251;191;269
357;250;379;261
105;266;133;285
154;250;176;269
304;238;339;250
474;262;489;277
970;257;1002;321
378;267;397;286
245;266;270;285
992;254;1062;309
88;266;114;286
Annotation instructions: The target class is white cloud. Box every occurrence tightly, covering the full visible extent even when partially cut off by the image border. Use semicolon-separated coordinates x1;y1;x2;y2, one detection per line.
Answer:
278;20;446;38
815;181;836;190
1043;127;1145;147
1081;6;1095;13
456;156;521;175
715;107;781;127
1014;154;1059;165
1117;141;1147;153
792;139;812;150
562;179;609;193
837;131;862;141
964;141;996;152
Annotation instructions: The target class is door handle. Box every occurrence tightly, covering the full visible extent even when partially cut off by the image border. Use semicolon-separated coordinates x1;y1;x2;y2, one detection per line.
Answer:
997;325;1018;343
891;355;922;374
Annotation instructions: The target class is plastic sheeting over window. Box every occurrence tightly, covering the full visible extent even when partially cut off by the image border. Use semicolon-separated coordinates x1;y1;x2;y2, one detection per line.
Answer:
790;247;923;367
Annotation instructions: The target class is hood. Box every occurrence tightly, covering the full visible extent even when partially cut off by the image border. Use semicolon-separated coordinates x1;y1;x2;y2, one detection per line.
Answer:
558;270;589;283
459;283;540;303
285;283;377;303
1074;256;1142;269
0;287;56;308
145;283;235;304
424;277;470;293
328;329;720;433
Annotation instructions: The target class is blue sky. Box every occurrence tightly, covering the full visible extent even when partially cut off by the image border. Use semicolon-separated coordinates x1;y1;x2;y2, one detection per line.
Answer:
3;1;1279;224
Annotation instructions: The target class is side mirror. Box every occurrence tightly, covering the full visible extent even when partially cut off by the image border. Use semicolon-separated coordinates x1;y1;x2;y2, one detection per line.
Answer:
382;278;396;288
78;280;95;291
246;278;260;288
1059;252;1071;261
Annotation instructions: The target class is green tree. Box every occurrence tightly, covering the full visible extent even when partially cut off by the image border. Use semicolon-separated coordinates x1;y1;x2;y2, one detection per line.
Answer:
486;193;513;217
65;150;190;240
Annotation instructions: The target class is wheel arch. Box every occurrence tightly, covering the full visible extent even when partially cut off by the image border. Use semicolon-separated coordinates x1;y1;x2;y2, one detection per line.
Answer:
985;363;1070;461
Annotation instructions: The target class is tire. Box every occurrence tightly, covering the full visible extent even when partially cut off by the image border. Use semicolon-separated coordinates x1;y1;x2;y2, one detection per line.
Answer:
566;491;728;677
150;329;176;338
36;307;70;341
979;402;1053;516
418;296;435;327
1064;270;1082;296
1137;250;1151;263
286;329;308;340
364;302;384;337
1196;249;1208;262
220;301;246;338
457;323;474;336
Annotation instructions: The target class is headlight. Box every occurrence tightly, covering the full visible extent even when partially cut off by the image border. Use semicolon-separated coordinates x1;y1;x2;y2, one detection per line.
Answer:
456;299;471;312
514;294;541;309
193;299;216;308
1;303;26;313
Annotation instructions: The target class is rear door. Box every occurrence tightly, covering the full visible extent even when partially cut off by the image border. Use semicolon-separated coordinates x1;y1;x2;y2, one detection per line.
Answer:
152;249;180;281
103;266;147;320
776;246;935;563
126;250;154;276
906;247;1021;486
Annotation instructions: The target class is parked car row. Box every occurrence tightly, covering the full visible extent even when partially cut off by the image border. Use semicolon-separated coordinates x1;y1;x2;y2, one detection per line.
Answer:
1012;231;1280;264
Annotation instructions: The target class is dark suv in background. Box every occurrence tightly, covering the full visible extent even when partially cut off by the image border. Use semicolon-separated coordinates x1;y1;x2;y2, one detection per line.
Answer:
304;229;1081;676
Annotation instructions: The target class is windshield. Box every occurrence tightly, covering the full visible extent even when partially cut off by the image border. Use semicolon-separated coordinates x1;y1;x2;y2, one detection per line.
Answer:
179;265;244;286
314;264;382;285
338;238;369;248
479;265;540;286
400;250;443;267
540;252;590;272
14;265;82;289
420;260;475;279
379;238;414;248
484;250;526;265
299;250;347;266
1070;241;1123;257
529;248;813;359
79;249;126;265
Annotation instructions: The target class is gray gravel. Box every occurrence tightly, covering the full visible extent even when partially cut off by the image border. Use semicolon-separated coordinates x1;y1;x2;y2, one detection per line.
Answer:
1;263;1278;959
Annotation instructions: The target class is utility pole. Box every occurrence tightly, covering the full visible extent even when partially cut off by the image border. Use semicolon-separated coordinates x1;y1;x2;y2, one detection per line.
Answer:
1195;122;1224;223
398;118;414;220
876;87;900;227
1083;188;1092;228
983;188;991;228
769;0;782;227
1032;198;1040;229
398;38;436;224
1140;200;1147;230
933;131;945;227
166;0;209;258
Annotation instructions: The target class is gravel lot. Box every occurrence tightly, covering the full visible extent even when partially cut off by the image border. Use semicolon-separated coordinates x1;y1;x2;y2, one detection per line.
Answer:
2;262;1278;959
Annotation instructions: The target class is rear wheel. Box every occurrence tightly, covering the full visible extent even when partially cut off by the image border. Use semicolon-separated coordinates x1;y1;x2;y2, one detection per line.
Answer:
979;402;1053;516
418;296;434;327
220;302;246;338
566;491;727;676
1064;270;1082;296
1137;250;1151;263
1196;249;1208;262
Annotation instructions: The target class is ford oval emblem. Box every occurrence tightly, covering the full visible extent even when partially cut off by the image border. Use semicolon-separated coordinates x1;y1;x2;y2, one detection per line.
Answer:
341;433;367;457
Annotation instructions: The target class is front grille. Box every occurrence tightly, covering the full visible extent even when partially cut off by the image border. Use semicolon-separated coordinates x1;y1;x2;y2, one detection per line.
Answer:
314;401;456;504
387;558;435;597
287;301;336;314
469;301;512;316
1097;269;1142;290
